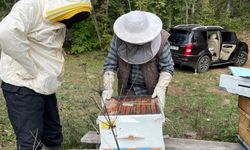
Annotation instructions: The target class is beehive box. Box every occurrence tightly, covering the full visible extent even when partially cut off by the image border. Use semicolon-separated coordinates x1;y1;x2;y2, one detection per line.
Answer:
239;96;250;116
98;96;165;150
239;108;250;147
219;74;250;98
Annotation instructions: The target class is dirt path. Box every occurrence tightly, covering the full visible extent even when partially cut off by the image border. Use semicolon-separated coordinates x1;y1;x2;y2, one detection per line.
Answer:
247;53;250;68
241;32;250;68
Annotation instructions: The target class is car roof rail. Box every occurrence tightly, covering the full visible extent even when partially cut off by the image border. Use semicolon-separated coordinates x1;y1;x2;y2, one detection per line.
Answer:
174;24;201;28
192;25;224;30
204;26;224;29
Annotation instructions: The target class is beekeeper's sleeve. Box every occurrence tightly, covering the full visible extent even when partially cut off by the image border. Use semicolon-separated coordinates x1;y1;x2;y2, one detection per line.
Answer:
0;2;38;77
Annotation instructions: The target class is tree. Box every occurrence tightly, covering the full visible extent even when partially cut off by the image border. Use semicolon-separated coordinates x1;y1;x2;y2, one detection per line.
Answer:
2;0;249;54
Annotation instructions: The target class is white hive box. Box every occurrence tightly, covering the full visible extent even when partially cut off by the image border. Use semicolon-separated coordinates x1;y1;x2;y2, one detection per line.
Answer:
98;96;164;150
219;74;250;98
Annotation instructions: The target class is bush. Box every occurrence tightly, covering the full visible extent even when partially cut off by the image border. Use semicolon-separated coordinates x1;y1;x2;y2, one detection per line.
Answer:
67;19;99;54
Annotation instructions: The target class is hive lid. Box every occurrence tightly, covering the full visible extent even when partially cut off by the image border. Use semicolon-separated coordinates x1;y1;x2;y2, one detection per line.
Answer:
229;66;250;78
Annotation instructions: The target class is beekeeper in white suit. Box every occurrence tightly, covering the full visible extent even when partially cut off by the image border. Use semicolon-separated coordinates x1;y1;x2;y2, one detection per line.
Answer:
0;0;92;149
102;11;174;121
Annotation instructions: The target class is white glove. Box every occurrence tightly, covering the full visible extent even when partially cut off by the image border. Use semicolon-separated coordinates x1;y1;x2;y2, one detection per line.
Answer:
102;71;115;106
152;72;172;107
152;72;172;122
152;86;166;109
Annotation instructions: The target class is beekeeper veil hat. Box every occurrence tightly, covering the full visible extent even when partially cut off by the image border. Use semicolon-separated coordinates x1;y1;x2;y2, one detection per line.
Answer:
114;11;163;64
44;0;92;23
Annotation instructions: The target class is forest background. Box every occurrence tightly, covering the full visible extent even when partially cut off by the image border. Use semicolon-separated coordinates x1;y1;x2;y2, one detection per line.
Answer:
0;0;250;149
1;0;249;54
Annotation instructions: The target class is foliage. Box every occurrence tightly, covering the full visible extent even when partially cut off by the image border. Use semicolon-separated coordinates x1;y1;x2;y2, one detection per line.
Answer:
1;0;249;53
194;0;218;25
68;0;249;54
66;19;99;54
219;12;243;30
0;0;16;19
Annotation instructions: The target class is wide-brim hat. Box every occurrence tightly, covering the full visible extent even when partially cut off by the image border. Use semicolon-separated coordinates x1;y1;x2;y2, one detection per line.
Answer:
114;11;162;45
114;11;163;64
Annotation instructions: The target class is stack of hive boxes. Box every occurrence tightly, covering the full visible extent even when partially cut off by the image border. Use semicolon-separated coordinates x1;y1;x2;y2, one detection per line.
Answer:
238;96;250;148
220;67;250;149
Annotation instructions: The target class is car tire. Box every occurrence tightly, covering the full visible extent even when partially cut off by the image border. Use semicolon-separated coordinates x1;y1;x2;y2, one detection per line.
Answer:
196;55;211;73
234;51;248;66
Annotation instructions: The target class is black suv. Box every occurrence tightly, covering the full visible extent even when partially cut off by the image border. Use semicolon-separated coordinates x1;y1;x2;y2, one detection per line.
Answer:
168;24;248;73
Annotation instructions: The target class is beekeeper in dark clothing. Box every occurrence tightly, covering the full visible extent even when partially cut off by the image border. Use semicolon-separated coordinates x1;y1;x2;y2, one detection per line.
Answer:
0;0;92;149
102;11;174;121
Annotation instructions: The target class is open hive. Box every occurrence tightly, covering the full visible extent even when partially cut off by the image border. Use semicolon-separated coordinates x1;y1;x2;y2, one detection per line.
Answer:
101;96;161;115
98;96;165;150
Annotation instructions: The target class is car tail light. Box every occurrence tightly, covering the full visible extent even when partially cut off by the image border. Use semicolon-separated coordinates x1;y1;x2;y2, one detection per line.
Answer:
184;43;192;56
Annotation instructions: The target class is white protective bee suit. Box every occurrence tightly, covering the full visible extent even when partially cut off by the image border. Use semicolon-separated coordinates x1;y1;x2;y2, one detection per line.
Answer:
0;0;92;149
0;0;92;95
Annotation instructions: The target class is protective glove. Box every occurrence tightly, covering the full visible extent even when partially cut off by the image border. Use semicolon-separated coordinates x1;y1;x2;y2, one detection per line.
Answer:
152;72;172;122
102;71;115;106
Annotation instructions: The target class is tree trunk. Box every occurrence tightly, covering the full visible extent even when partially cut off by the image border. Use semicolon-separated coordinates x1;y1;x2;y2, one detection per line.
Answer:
191;0;196;17
185;0;189;24
167;0;173;28
168;8;172;28
91;9;103;50
106;0;109;17
127;0;131;11
226;0;232;12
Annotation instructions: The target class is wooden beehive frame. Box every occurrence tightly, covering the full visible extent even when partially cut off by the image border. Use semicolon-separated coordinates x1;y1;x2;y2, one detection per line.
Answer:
101;96;161;115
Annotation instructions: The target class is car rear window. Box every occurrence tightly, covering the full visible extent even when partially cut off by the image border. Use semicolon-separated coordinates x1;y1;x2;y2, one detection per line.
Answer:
169;30;190;45
221;32;237;43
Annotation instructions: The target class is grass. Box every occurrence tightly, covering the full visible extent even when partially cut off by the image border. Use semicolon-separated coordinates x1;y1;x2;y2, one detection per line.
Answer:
165;66;239;142
0;51;241;149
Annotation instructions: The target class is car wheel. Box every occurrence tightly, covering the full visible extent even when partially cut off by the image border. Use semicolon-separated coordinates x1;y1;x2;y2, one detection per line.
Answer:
196;55;211;73
234;51;248;66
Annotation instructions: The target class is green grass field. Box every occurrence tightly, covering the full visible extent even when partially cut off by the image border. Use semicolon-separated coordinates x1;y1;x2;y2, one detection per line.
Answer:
0;51;241;149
